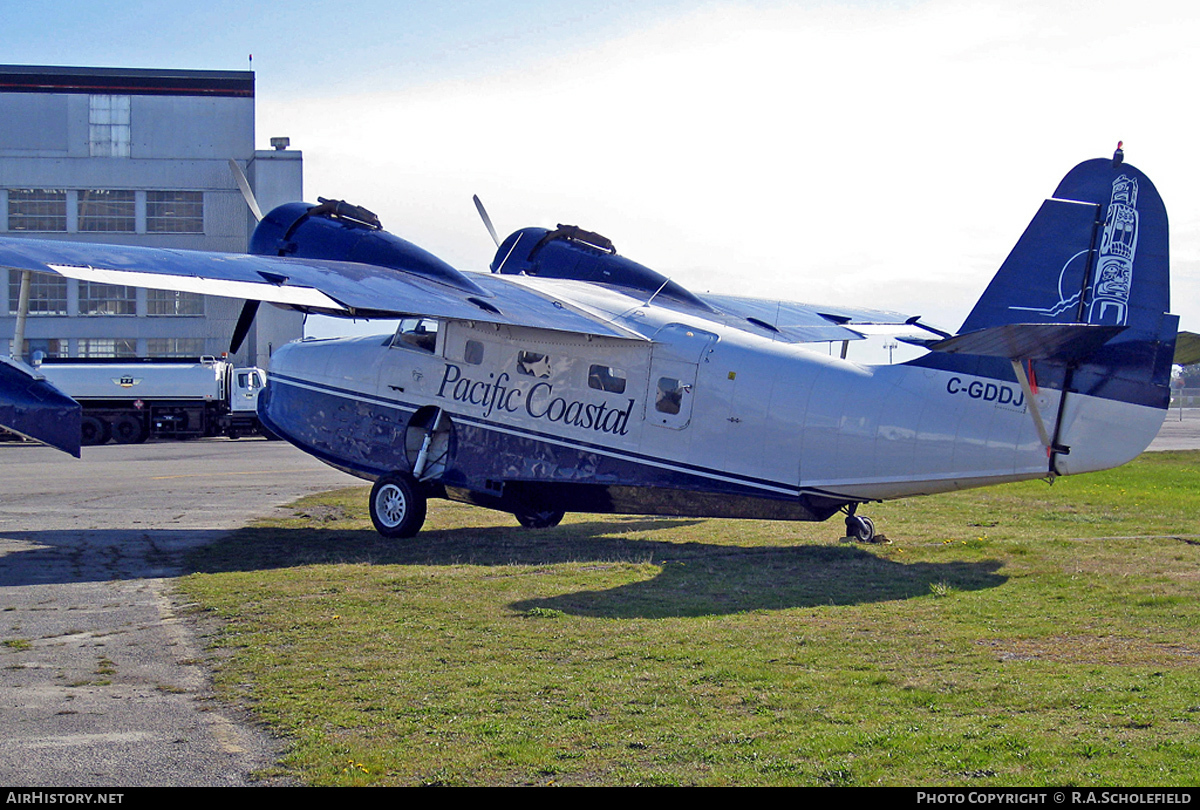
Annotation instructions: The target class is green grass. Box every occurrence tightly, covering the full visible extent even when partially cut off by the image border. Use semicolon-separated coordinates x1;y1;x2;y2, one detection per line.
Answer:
177;451;1200;786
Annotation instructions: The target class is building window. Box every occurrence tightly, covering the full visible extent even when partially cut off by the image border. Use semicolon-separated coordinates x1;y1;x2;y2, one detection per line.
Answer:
19;338;65;361
78;338;137;358
79;281;136;316
146;191;203;233
89;95;131;158
146;289;204;316
8;189;67;232
7;270;67;315
147;338;206;357
78;189;136;232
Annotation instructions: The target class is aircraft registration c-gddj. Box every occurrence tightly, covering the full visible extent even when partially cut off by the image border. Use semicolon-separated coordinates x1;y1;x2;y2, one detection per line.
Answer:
0;149;1180;542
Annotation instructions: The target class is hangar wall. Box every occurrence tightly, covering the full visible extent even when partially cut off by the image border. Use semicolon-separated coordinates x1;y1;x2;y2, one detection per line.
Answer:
0;65;304;369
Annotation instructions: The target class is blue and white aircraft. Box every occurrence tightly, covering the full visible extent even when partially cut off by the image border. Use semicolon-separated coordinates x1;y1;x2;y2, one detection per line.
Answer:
0;152;1178;541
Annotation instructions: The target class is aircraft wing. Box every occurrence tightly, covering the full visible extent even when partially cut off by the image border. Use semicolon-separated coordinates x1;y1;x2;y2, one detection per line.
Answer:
0;236;647;341
697;292;940;344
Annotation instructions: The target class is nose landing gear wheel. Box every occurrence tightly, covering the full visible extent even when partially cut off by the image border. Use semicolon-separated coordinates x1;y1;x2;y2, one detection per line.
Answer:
369;473;427;538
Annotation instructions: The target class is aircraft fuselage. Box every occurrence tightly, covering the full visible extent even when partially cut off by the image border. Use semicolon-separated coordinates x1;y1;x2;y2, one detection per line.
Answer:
259;288;1165;526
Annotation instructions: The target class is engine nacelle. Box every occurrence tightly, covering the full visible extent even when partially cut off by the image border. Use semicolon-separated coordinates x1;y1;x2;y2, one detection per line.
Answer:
492;225;714;313
250;200;487;295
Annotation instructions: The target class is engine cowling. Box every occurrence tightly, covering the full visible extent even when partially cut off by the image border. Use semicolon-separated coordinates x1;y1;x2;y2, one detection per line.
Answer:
250;200;487;295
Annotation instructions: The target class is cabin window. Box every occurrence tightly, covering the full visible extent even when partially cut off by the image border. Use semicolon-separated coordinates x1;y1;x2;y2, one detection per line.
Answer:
655;377;687;415
588;364;627;394
464;340;484;365
516;351;552;378
390;318;440;354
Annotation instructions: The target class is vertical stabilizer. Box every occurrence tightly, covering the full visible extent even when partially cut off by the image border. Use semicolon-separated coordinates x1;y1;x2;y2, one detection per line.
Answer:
945;157;1174;412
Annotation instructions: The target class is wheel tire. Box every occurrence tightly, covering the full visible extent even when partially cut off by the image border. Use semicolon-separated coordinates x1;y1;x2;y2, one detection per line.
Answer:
80;416;108;446
514;509;565;529
846;514;876;543
369;473;427;538
111;414;147;445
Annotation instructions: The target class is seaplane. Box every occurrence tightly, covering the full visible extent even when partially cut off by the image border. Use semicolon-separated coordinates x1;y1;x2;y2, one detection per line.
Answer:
0;149;1180;542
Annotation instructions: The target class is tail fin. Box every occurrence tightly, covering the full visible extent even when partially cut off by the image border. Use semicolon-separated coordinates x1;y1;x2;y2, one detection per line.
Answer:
938;157;1176;411
911;156;1176;476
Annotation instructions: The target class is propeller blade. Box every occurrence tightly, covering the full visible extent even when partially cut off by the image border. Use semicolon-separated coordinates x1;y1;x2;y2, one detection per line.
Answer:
230;299;261;354
228;159;264;222
473;194;500;247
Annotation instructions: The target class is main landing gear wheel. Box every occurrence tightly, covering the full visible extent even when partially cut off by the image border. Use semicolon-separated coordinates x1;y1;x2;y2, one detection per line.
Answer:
845;514;876;543
514;508;565;529
369;473;427;538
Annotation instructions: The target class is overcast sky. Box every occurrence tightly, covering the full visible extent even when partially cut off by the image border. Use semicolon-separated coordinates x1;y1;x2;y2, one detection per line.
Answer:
8;0;1199;361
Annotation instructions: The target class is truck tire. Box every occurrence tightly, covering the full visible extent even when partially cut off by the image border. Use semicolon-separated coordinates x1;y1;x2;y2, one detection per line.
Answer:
112;414;148;445
80;416;109;446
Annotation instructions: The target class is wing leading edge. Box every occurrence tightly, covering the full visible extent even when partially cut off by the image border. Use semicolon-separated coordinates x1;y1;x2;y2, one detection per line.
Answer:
0;236;647;341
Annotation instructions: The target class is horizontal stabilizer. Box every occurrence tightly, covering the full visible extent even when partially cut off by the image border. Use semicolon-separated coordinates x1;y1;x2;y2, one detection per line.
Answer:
929;323;1125;361
0;358;81;457
1174;331;1200;367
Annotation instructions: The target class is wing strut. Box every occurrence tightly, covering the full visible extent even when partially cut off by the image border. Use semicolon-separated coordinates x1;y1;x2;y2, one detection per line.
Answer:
11;269;30;361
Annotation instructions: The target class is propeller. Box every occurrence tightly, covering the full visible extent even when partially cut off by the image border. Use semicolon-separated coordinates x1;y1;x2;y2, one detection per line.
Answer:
229;299;260;355
228;158;264;222
228;159;264;354
473;194;500;248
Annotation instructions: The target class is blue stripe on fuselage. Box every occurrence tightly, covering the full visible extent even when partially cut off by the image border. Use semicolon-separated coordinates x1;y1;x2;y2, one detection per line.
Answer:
263;371;808;500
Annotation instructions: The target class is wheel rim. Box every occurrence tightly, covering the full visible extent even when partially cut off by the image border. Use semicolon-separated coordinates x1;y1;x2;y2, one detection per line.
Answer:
377;483;407;527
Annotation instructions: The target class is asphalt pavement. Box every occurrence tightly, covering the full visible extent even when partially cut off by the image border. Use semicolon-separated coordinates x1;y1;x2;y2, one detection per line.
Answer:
0;438;358;787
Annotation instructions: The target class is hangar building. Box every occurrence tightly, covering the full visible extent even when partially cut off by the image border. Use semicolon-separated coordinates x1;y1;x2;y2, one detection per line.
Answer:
0;64;304;369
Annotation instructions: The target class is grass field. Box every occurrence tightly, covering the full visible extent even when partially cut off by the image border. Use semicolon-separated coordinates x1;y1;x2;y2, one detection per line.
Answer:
177;451;1200;786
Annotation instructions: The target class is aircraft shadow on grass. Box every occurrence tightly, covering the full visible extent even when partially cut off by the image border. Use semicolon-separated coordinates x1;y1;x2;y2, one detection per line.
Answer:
1;520;1005;617
178;517;1009;618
